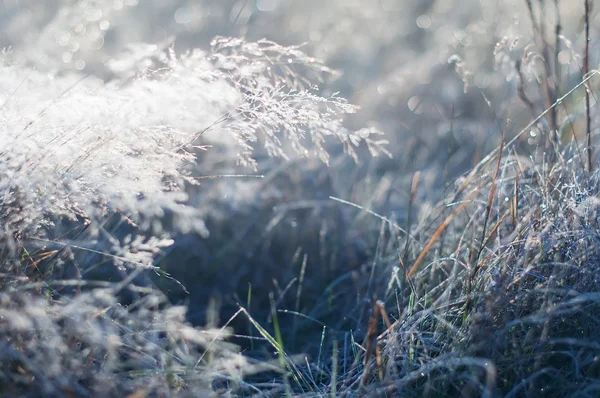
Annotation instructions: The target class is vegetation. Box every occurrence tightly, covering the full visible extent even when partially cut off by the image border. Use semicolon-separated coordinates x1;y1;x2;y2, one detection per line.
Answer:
1;1;600;397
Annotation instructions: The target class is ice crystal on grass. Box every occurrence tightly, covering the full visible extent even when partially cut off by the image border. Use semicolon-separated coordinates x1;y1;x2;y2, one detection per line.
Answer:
0;6;388;392
207;37;389;168
0;35;385;259
0;287;255;397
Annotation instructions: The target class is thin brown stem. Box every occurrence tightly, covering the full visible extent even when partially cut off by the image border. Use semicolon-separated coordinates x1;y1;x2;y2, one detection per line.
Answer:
554;0;562;93
538;0;558;135
585;0;592;173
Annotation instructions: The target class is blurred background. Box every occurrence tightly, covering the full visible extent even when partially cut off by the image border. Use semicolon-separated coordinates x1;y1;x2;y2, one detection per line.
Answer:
2;1;596;183
1;0;598;353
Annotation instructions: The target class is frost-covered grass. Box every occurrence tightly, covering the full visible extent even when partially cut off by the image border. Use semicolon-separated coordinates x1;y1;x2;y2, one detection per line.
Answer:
2;1;600;397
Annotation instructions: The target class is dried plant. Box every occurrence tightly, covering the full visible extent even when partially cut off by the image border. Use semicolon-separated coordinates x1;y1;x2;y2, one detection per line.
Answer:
2;1;600;397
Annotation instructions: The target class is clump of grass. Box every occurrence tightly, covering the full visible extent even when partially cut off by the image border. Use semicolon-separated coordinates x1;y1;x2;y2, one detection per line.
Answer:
0;2;390;394
360;141;600;396
0;286;251;397
334;3;600;394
